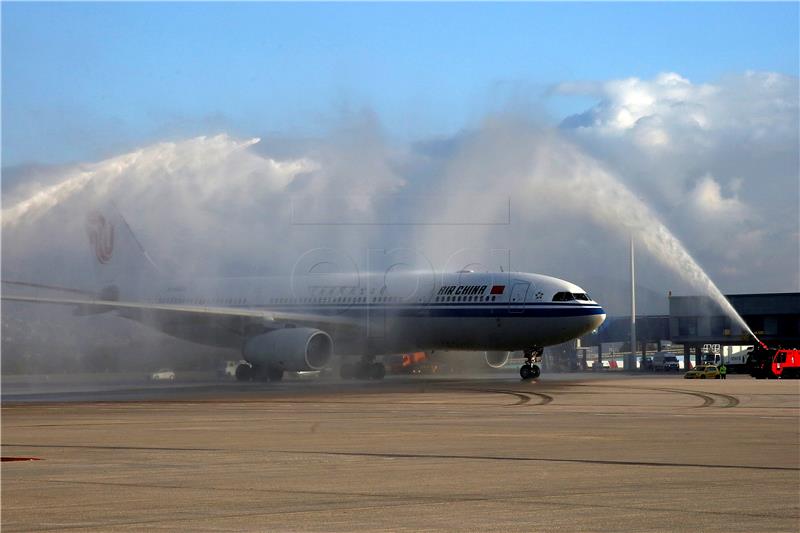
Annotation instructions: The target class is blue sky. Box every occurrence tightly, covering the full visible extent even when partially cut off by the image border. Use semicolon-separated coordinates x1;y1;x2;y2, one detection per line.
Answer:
3;2;798;167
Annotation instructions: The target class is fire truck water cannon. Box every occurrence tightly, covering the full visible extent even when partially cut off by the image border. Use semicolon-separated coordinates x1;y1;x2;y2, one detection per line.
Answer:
746;344;800;379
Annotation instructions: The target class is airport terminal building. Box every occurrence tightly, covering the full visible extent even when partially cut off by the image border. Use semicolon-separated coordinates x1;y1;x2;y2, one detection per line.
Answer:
669;292;800;348
575;292;800;369
668;292;800;365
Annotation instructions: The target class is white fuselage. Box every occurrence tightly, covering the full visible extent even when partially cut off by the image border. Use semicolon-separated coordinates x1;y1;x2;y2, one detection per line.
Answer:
138;271;606;356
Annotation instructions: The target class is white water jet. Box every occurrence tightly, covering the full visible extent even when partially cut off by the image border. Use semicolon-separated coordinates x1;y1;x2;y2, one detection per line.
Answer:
2;135;267;229
551;154;762;346
417;127;763;346
3;131;763;348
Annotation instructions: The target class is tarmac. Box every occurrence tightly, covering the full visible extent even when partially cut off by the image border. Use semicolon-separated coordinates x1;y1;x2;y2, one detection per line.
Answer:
2;372;799;532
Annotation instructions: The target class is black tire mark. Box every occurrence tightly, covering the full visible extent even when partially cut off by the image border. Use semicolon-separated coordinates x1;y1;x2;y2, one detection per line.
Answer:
486;389;531;405
646;388;740;408
568;383;740;408
283;449;799;471
457;388;553;406
706;391;741;408
511;389;554;406
660;388;715;407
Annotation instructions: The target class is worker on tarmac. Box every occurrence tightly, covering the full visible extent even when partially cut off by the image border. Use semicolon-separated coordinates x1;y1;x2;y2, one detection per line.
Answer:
719;363;727;380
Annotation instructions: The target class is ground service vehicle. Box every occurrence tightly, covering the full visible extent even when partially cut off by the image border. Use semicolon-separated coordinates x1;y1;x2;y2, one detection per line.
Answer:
684;365;720;379
747;346;800;379
151;368;176;381
217;360;240;379
652;352;680;372
724;351;749;374
772;349;800;378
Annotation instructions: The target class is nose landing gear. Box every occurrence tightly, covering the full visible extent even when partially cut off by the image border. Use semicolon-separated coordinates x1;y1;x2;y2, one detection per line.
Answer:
520;347;543;380
235;363;284;382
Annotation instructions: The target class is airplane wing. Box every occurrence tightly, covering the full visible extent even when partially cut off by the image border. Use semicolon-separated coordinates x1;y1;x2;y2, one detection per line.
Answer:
2;294;362;337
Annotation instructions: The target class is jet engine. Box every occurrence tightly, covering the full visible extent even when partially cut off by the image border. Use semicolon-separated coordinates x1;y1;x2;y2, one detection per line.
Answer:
484;350;511;369
243;328;333;371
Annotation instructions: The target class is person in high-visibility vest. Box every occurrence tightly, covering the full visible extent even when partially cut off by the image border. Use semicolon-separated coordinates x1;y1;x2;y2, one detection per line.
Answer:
719;363;727;380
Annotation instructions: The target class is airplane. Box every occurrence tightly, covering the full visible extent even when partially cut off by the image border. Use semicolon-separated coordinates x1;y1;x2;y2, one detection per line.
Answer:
3;209;606;381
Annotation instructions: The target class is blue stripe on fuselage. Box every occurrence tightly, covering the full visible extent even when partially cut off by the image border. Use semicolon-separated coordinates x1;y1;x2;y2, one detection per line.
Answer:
249;303;605;318
417;306;605;318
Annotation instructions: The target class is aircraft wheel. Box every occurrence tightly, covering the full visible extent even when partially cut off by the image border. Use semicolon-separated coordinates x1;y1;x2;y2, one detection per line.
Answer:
700;375;706;379
354;362;371;380
520;364;533;380
340;363;355;380
530;364;541;378
370;362;386;380
267;367;284;382
235;363;253;382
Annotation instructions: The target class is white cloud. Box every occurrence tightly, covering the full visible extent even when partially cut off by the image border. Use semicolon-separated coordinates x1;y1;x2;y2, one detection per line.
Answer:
687;174;745;215
558;71;796;150
558;71;798;292
3;71;798;312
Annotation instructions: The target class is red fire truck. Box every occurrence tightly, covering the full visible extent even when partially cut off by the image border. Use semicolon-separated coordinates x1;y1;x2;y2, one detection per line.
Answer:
747;346;800;379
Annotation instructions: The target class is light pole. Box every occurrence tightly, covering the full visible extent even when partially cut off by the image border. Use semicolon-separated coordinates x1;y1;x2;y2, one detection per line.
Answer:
630;234;637;372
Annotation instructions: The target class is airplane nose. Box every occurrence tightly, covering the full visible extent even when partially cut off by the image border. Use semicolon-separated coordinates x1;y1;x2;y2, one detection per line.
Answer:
581;309;606;336
570;311;606;339
593;310;607;330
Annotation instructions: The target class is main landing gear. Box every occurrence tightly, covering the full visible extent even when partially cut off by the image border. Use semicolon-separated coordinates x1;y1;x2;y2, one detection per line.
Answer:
340;357;386;380
520;347;543;380
235;362;284;382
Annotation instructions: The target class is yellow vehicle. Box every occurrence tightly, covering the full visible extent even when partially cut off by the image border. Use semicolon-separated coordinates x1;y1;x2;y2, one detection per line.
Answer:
684;365;721;379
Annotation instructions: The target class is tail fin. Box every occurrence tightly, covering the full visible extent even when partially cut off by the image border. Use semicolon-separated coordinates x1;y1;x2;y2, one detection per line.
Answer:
85;204;160;299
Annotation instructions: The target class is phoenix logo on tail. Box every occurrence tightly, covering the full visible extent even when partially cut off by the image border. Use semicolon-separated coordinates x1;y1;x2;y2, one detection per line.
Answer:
86;212;115;264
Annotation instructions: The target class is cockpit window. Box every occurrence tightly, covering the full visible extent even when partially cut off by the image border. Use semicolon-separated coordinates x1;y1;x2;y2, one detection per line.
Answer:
553;292;591;302
552;292;575;302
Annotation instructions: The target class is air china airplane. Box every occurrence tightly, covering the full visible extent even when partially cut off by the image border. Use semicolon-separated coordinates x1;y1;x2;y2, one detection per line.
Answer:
4;210;606;381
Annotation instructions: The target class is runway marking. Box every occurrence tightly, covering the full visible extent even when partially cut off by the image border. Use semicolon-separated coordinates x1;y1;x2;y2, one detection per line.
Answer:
282;450;800;472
